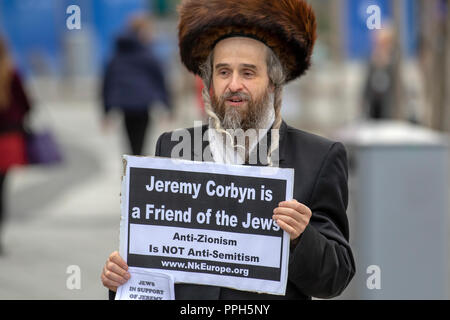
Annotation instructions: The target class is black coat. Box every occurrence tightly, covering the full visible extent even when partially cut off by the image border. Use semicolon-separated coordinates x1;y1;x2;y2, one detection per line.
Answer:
109;121;355;300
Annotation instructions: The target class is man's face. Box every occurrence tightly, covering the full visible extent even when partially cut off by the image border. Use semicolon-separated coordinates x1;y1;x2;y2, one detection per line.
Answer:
211;37;273;130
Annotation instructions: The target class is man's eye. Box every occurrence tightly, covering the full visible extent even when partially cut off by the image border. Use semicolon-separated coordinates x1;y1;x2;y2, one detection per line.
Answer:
243;71;255;78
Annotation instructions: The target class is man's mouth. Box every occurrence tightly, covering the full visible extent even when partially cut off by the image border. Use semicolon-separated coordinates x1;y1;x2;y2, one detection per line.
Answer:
226;96;248;107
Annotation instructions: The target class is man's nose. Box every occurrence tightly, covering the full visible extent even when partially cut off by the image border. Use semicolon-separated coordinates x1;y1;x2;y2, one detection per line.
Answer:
228;72;244;92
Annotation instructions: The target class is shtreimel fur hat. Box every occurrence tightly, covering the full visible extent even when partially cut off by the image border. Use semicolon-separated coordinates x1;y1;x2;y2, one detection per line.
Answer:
178;0;317;83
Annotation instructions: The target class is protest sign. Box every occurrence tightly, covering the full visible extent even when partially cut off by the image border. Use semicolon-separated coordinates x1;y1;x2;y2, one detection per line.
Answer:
119;156;294;295
115;268;175;300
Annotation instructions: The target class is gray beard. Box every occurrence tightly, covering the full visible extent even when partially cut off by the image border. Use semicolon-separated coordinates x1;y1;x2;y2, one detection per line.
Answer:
222;106;242;131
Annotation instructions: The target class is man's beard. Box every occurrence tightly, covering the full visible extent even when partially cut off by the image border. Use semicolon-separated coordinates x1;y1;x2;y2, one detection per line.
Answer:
211;89;271;131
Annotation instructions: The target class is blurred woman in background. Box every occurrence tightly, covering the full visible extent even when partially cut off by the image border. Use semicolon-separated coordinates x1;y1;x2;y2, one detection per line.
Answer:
0;36;31;254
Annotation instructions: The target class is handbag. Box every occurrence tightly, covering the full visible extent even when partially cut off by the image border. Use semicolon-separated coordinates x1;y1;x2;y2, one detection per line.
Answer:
26;130;63;165
0;131;27;172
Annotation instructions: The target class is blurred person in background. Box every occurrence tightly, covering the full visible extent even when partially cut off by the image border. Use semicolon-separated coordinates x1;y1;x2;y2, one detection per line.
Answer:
0;36;31;254
101;13;172;156
362;26;400;120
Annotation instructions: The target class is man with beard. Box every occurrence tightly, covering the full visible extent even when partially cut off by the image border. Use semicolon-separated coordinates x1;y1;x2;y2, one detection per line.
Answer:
101;0;355;300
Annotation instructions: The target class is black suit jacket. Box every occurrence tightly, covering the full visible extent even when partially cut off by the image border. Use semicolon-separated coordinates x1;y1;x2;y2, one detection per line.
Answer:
110;121;355;300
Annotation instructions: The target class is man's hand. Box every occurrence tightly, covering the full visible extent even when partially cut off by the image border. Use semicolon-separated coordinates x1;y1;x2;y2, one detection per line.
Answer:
101;251;131;292
273;200;312;240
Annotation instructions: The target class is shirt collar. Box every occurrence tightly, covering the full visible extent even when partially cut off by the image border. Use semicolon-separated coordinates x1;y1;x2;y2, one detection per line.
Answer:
207;107;276;165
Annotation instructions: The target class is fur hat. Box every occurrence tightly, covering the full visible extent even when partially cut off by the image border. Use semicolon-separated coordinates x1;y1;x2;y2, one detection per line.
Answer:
178;0;317;83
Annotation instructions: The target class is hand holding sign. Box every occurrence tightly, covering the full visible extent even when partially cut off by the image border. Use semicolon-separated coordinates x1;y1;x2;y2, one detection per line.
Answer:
101;251;130;292
273;200;312;240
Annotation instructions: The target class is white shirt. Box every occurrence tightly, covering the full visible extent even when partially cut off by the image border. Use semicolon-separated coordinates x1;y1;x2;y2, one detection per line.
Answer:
207;107;275;165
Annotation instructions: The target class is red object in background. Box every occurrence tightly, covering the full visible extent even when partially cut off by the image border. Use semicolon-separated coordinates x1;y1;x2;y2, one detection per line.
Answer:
0;132;27;173
0;71;31;131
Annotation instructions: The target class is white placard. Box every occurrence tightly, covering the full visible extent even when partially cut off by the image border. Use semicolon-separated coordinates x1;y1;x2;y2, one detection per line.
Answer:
115;268;174;300
119;155;294;295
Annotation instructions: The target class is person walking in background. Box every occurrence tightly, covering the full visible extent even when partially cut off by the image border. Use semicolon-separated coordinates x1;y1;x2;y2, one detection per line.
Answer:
0;36;31;254
102;14;172;156
362;26;400;120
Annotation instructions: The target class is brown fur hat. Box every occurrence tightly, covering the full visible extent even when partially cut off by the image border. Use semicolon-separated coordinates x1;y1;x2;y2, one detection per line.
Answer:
178;0;317;83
